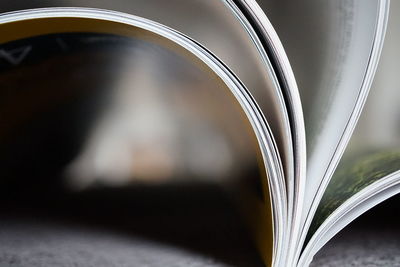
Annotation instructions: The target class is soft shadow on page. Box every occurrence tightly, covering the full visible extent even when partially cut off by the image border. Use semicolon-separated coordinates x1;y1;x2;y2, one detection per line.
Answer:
259;0;384;214
0;31;266;266
308;1;400;239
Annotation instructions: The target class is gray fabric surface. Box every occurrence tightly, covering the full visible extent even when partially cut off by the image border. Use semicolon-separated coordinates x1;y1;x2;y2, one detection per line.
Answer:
0;184;264;267
1;218;400;267
311;228;400;267
0;187;398;267
0;219;233;267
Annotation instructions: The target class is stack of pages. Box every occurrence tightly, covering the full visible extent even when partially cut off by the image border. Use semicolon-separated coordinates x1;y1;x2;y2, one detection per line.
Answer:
0;0;398;266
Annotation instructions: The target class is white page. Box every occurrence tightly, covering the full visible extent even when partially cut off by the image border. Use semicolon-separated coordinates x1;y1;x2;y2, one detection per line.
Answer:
223;2;307;265
316;0;400;218
301;3;400;263
301;171;400;266
259;0;386;223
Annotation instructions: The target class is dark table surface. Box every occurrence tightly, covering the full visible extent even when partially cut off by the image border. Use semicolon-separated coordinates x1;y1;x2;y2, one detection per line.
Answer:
0;184;399;267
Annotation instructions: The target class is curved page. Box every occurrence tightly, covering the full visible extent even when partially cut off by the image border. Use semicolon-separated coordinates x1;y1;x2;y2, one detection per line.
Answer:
0;9;281;266
305;3;400;261
301;171;400;266
223;2;307;265
259;0;388;221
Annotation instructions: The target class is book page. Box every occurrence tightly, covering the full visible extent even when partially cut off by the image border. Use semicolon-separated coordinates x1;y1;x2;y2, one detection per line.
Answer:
301;170;400;266
0;8;292;263
308;149;400;238
0;14;277;266
308;1;400;238
259;0;384;214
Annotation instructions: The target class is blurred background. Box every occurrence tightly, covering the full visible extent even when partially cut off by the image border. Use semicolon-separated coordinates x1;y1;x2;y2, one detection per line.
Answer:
0;31;260;189
0;25;264;266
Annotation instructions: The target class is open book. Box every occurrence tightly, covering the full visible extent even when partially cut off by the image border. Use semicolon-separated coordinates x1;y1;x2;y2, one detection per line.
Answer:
0;0;398;266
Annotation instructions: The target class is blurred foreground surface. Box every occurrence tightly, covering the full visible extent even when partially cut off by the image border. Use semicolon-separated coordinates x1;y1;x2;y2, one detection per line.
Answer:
0;184;264;267
311;195;400;267
1;188;399;266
